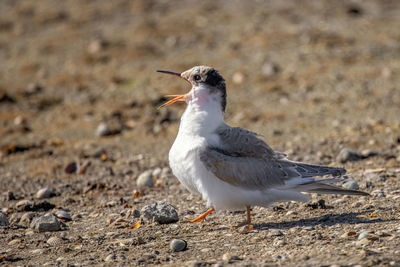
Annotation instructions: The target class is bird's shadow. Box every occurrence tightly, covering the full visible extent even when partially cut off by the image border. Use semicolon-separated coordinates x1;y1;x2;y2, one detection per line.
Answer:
253;210;395;230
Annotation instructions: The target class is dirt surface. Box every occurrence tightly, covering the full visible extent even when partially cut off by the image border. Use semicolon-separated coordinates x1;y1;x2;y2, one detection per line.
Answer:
1;0;400;266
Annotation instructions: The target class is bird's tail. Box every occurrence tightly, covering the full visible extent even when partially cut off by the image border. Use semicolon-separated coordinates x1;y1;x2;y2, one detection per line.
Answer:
295;180;369;196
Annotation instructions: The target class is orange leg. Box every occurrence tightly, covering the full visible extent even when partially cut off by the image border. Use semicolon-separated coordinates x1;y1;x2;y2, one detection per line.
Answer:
233;206;253;233
188;207;215;223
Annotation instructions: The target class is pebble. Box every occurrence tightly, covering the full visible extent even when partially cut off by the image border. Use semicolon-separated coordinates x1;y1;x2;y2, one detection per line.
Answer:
261;62;280;77
343;180;359;190
30;213;61;232
358;231;373;240
273;239;286;246
141;201;179;224
65;162;77;174
356;238;370;246
337;148;362;163
371;190;385;197
222;253;242;262
341;231;357;238
222;253;232;261
96;123;111;137
25;230;35;236
0;213;10;226
8;239;20;245
16;199;33;211
170;239;187;252
20;212;37;226
31;248;45;254
105;254;116;262
55;210;72;221
366;173;387;184
36;188;55;199
9;213;22;224
152;167;162;177
96;122;121;137
232;72;244;84
136;170;155;187
47;236;64;246
268;229;284;237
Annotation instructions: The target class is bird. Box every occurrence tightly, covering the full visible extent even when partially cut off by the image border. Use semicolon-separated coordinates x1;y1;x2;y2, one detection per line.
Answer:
157;66;368;232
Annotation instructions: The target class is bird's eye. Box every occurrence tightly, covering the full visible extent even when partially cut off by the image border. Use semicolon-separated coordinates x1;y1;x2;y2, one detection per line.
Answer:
194;75;201;81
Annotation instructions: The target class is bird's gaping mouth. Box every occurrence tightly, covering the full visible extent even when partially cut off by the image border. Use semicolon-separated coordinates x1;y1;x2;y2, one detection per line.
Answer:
157;70;191;108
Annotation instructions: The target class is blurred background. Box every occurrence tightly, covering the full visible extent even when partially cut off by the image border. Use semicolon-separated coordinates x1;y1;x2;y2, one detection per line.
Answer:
1;0;400;174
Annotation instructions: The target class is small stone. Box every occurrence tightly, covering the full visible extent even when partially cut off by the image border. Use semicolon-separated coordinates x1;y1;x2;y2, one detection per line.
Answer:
30;213;61;232
358;231;373;240
152;167;162;177
273;239;286;246
16;200;33;211
141;201;179;224
222;253;242;262
55;210;72;221
170;239;187;252
161;167;171;176
356;238;370;246
96;123;120;137
222;253;232;261
268;229;283;237
371;190;385;197
136;170;155;187
65;162;77;174
105;200;118;207
87;39;108;54
105;254;116;262
285;210;295;216
343;180;359;190
232;72;244;84
341;231;357;238
337;148;362;163
36;188;55;199
117;254;126;260
31;248;45;254
261;62;280;77
25;230;35;236
8;239;21;245
47;236;64;246
9;213;22;224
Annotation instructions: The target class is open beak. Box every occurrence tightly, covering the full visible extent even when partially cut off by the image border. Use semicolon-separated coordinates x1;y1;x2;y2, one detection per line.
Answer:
157;70;191;108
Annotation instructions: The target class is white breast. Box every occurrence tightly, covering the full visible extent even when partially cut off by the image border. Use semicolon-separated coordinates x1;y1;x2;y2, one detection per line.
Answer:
168;89;309;211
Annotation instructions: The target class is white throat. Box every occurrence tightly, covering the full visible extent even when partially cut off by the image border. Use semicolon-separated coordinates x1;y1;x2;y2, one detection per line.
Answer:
179;86;224;137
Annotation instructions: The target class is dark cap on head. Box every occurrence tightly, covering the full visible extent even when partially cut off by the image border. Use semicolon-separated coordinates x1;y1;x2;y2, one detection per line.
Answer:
181;66;227;112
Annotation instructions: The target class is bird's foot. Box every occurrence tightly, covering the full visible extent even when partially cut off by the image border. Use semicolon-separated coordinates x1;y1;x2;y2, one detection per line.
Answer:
232;205;253;234
188;207;215;223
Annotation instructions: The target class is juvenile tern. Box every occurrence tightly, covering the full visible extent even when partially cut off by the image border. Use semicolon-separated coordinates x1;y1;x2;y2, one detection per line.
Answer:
158;66;368;232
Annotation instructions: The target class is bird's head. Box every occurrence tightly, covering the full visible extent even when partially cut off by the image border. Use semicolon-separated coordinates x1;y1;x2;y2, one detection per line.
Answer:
157;66;227;112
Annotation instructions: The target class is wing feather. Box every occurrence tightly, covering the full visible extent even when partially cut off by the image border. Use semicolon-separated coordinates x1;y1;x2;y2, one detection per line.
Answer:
200;125;348;190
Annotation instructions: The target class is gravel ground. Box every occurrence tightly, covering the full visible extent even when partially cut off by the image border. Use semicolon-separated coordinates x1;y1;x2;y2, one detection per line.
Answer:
1;0;400;266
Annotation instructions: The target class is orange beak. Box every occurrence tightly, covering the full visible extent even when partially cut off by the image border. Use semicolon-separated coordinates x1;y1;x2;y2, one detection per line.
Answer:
157;70;191;108
158;94;186;108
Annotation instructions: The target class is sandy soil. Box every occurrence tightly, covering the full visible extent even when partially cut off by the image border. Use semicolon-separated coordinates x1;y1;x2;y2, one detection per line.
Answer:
1;0;400;266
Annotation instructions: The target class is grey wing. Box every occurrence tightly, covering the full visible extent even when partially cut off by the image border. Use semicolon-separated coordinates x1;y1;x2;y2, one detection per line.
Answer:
199;146;287;189
200;147;346;189
202;125;346;189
